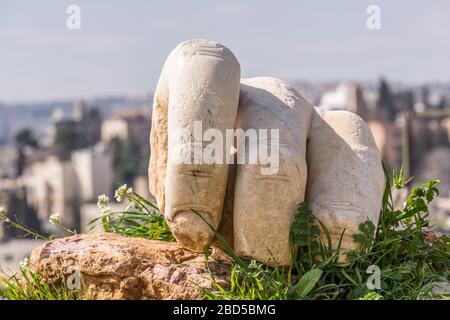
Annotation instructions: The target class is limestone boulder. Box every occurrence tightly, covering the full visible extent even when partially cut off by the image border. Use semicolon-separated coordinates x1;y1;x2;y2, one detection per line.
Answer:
29;233;230;300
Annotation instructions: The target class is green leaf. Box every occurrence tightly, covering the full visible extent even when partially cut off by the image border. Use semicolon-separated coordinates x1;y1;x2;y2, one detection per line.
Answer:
293;268;323;299
190;209;248;270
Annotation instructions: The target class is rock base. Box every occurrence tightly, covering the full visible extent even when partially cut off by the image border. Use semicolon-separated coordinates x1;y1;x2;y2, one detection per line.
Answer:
30;233;231;300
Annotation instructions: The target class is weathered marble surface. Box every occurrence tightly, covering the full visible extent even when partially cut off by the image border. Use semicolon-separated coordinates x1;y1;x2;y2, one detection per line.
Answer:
306;108;384;262
149;39;384;266
149;39;241;252
233;77;313;266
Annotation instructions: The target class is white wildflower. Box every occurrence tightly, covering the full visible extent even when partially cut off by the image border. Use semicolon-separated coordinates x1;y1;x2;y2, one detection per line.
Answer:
127;187;133;196
101;207;112;216
115;184;130;202
97;194;109;209
49;212;60;225
20;257;30;269
0;207;9;223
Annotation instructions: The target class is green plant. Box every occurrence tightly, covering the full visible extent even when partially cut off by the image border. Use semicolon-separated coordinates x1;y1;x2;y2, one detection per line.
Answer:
0;267;80;300
201;167;449;300
91;185;175;242
0;207;49;241
202;260;292;300
0;210;76;241
0;210;80;300
358;291;384;300
332;166;449;300
190;209;291;300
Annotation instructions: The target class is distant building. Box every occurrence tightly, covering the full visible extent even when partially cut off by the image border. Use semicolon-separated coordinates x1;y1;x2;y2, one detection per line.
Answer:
0;179;41;241
101;108;150;146
72;146;114;202
319;83;369;120
50;101;102;153
0;112;8;145
442;118;450;144
21;156;80;229
21;146;113;230
0;239;45;275
0;147;17;178
367;119;401;169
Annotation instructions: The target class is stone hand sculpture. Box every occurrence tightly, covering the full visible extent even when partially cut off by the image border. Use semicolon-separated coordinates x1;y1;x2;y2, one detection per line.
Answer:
149;39;384;266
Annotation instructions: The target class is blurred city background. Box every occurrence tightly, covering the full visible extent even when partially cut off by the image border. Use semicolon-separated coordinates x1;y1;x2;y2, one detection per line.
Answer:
1;1;450;274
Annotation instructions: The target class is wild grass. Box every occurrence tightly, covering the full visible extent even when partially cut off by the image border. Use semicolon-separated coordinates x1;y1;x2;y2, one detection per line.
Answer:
90;187;174;242
201;166;450;300
0;267;80;300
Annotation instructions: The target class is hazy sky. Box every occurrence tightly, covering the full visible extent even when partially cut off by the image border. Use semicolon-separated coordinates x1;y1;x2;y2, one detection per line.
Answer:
1;0;450;102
